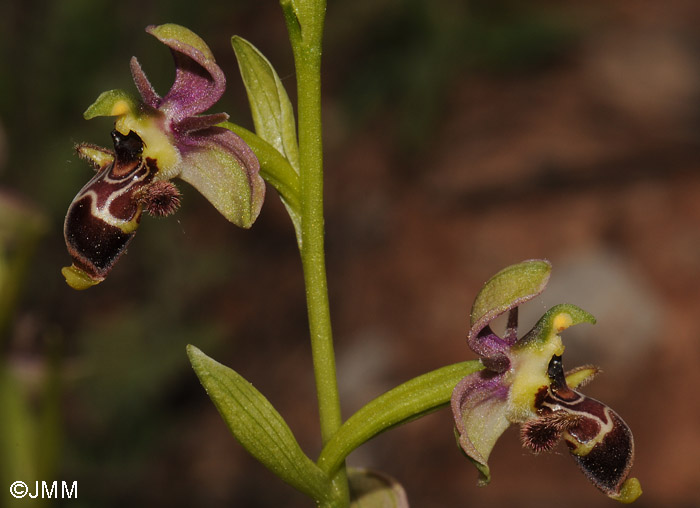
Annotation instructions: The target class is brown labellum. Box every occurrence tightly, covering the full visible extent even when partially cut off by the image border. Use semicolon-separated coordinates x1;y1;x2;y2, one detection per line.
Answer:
64;130;154;282
525;355;636;500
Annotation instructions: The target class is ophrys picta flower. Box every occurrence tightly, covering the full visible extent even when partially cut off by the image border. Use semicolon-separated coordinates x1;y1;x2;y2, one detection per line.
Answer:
62;24;265;289
451;260;641;503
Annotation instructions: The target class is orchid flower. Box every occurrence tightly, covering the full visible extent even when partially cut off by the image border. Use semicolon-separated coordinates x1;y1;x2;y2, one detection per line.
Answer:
62;24;265;290
451;260;641;503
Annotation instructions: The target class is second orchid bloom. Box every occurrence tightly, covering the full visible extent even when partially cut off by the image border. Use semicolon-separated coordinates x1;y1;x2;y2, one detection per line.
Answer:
451;260;641;503
63;24;265;289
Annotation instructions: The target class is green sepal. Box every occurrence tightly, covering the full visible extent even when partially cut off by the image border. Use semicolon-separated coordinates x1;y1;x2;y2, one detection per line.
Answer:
187;345;331;502
232;36;300;173
83;89;139;120
348;468;409;508
221;122;302;246
317;361;483;475
148;23;214;61
470;259;552;332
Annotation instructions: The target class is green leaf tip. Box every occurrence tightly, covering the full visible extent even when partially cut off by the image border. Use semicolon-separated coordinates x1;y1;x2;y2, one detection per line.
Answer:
232;36;300;172
186;345;331;502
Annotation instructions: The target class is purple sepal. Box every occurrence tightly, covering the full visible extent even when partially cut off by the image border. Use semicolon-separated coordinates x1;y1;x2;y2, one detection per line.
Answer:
145;24;226;122
451;369;510;484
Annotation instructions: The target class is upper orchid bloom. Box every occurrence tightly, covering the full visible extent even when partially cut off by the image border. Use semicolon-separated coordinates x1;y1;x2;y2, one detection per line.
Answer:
451;260;642;503
62;24;265;290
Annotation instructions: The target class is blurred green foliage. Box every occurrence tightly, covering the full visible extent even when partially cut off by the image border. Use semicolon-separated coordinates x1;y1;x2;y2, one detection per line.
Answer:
327;0;579;152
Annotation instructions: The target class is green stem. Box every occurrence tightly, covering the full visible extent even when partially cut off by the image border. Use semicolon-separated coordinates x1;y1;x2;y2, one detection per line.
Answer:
282;1;349;505
296;38;338;447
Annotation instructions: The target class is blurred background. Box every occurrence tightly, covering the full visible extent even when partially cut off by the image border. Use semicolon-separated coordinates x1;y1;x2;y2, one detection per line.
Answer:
1;0;699;506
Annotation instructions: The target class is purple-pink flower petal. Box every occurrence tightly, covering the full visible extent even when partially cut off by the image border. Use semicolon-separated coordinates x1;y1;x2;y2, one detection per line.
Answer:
146;24;226;122
130;57;161;109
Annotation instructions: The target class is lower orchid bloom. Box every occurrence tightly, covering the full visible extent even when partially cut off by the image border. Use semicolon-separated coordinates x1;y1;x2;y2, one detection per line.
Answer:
451;260;642;503
62;24;265;290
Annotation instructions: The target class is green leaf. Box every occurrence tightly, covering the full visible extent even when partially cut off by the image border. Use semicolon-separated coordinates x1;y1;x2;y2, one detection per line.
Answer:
317;361;483;475
232;36;300;173
348;468;409;508
187;345;331;502
470;259;552;332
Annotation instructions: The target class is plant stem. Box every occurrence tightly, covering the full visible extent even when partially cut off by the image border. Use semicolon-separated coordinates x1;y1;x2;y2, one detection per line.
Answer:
296;33;339;448
283;0;349;505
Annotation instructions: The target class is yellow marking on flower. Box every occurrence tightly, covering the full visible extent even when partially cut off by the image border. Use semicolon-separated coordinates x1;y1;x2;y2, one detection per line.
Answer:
110;99;132;116
507;335;565;422
553;312;573;332
115;115;181;179
116;212;141;234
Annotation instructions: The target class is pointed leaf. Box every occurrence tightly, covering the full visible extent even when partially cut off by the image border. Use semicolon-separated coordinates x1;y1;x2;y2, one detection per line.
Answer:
318;361;483;475
349;468;409;508
232;36;300;172
187;345;331;502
